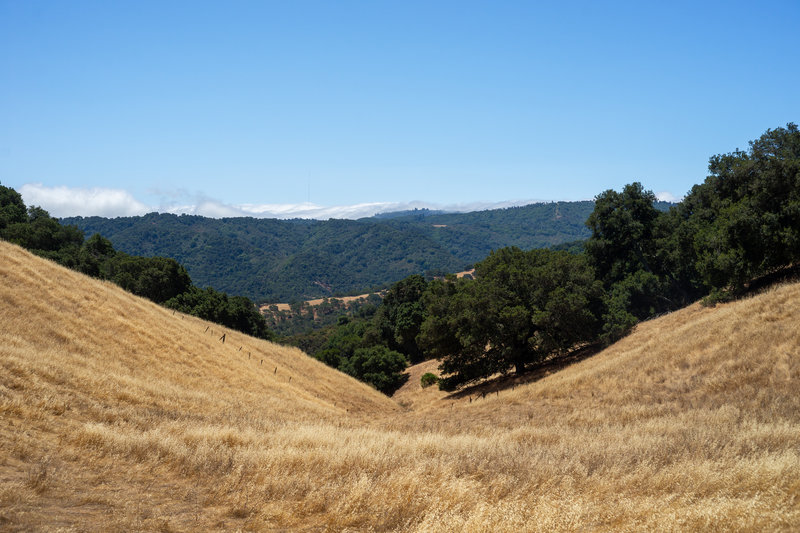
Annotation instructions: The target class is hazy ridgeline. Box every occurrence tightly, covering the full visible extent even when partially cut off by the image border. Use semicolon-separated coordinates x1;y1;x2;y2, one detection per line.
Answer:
1;240;798;531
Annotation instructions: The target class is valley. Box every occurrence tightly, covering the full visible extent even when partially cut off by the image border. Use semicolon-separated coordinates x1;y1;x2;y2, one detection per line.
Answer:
2;240;798;531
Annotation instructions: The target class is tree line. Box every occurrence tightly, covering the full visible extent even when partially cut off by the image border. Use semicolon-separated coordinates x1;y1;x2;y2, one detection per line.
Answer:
0;187;274;341
287;123;800;393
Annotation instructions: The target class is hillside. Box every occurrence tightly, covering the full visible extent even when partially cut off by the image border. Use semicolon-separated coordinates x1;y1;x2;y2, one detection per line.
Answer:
61;201;597;302
2;240;799;531
0;241;398;530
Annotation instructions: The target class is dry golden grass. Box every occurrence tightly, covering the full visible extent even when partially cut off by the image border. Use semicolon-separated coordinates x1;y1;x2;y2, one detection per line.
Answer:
2;240;799;531
393;359;450;412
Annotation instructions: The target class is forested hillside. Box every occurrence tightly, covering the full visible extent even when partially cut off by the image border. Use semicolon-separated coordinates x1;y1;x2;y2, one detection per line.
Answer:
62;201;599;302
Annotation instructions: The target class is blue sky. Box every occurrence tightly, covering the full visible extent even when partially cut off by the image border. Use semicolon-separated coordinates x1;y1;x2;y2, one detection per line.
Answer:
2;1;798;218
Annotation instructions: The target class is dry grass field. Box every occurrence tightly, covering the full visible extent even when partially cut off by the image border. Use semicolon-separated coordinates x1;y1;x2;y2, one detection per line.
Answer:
1;240;799;531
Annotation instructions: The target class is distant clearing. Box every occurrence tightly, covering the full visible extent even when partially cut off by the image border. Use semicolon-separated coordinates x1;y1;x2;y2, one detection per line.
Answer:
262;269;474;311
261;293;378;313
2;240;798;531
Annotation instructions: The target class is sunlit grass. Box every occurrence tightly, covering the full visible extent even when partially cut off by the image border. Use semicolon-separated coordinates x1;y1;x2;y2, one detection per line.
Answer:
1;240;798;531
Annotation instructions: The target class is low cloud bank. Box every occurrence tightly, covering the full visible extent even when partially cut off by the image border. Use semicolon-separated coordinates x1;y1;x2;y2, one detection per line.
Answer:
19;183;671;220
162;200;409;219
655;191;682;203
20;184;150;218
166;199;547;219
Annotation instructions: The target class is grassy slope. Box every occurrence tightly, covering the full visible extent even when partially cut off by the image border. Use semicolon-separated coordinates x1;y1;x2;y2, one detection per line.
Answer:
2;240;799;531
0;241;397;530
393;359;451;412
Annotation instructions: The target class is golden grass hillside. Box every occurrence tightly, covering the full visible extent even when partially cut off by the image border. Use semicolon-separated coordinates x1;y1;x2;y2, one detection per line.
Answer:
0;241;398;530
392;359;450;412
2;240;799;531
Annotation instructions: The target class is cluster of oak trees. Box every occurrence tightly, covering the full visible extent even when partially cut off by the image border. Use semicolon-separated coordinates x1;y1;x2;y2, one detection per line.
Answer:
296;123;800;392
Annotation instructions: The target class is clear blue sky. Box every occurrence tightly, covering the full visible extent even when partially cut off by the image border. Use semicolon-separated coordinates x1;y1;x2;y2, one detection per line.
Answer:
2;1;798;218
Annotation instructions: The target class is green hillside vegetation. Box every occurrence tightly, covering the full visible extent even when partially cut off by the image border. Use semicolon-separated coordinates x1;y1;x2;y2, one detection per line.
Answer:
0;186;274;342
291;123;800;392
62;201;599;302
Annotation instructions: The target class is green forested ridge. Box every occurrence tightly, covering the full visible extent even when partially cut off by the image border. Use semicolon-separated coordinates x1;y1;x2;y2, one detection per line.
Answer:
62;201;599;302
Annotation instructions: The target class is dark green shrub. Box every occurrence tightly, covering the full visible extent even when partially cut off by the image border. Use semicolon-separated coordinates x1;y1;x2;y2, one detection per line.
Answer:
340;345;408;395
420;372;439;388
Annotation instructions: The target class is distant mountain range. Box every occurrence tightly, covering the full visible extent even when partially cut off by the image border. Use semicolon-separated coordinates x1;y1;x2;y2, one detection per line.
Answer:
63;201;669;302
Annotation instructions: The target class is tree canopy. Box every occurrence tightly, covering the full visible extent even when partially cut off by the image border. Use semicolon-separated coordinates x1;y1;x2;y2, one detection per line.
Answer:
373;274;429;363
419;248;603;390
685;123;800;295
